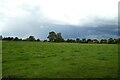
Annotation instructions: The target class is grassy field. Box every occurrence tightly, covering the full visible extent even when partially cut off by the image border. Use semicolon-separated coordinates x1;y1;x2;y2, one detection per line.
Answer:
2;42;118;78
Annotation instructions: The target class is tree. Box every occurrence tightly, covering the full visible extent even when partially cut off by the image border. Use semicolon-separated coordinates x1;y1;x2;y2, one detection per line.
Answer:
19;38;22;41
81;38;87;43
76;38;80;43
100;39;107;44
118;38;120;44
66;39;75;43
108;38;114;44
14;37;19;41
27;36;36;41
93;39;99;43
56;32;64;42
44;40;47;42
47;31;56;42
36;39;40;41
113;38;117;44
87;39;92;43
66;39;70;42
7;37;14;41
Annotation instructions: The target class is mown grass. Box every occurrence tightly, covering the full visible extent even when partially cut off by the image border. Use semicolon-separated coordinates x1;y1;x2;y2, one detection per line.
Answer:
2;42;118;78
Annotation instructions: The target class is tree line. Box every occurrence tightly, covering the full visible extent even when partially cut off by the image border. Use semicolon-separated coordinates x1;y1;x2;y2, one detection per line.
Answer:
0;31;120;44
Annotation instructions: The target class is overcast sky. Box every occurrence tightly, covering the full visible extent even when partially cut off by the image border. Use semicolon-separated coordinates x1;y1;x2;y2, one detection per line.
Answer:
0;0;119;40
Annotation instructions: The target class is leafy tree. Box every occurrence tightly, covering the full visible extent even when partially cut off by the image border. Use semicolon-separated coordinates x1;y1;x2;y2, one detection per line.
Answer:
93;39;99;43
4;37;14;41
19;38;22;41
113;38;120;44
113;39;117;44
44;40;47;42
87;39;92;43
47;31;56;42
108;38;114;44
100;39;107;44
2;37;6;40
27;36;36;41
81;38;87;43
118;38;120;44
56;32;64;42
36;39;40;41
66;39;75;43
14;37;19;41
76;38;80;43
66;39;70;42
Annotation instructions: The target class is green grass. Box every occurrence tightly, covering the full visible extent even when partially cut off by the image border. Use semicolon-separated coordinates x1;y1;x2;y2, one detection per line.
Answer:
2;42;118;78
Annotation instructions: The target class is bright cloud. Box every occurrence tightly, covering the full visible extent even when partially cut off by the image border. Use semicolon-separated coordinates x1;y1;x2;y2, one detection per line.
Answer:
40;0;118;25
0;0;119;39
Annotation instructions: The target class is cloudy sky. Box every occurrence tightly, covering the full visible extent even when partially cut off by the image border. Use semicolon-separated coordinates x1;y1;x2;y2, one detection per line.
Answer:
0;0;119;40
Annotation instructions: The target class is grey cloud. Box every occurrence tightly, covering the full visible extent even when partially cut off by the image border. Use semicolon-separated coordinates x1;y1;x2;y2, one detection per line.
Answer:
1;5;118;40
3;20;118;40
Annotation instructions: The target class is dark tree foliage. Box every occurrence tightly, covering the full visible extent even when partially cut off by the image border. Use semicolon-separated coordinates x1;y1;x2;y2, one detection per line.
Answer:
8;37;14;40
27;36;36;41
66;39;75;43
19;38;22;41
87;39;92;43
47;31;56;42
66;39;69;42
44;40;48;42
93;39;99;43
100;39;107;44
81;38;87;43
36;39;40;41
14;37;22;41
1;33;120;44
118;38;120;44
76;38;80;43
14;37;19;41
56;32;64;42
113;38;120;44
2;37;14;41
108;38;114;44
113;39;117;44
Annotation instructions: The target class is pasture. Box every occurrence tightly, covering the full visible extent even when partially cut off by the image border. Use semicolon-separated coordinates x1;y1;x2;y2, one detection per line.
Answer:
2;42;118;78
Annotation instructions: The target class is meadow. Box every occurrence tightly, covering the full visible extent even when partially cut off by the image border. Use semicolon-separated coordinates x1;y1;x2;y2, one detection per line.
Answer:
2;41;118;78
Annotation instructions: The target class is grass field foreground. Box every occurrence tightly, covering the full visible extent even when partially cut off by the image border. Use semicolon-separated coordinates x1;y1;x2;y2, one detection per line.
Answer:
2;42;118;78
